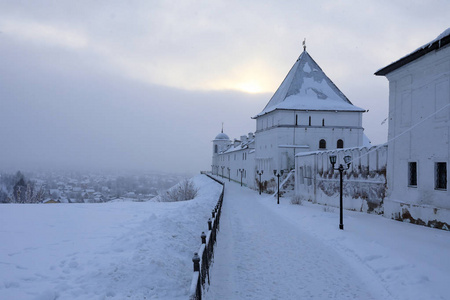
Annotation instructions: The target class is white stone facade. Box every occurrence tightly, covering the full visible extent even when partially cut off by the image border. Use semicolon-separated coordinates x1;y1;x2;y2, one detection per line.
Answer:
255;109;364;183
376;29;450;227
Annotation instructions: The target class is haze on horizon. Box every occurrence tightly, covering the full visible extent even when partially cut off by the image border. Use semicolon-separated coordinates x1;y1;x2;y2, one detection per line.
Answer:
1;0;449;174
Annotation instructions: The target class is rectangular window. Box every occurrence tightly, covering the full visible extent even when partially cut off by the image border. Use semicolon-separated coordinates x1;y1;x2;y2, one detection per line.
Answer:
408;162;417;186
435;162;447;190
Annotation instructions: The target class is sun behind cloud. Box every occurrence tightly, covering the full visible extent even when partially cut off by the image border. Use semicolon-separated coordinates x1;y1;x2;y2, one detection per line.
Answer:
236;81;265;94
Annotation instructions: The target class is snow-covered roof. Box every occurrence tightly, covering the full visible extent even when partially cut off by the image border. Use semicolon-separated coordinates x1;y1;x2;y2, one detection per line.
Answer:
254;50;364;118
295;143;387;157
375;28;450;76
219;137;255;154
278;145;310;149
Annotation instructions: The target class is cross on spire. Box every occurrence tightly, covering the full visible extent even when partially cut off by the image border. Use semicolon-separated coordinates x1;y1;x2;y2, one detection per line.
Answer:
302;38;306;51
221;122;224;133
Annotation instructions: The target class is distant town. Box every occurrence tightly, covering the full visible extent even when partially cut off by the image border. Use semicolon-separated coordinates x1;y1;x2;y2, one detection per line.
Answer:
0;170;190;203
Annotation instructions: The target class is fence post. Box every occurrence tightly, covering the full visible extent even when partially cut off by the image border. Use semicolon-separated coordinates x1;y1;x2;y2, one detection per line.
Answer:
208;218;212;231
212;210;215;218
192;252;200;272
201;232;206;244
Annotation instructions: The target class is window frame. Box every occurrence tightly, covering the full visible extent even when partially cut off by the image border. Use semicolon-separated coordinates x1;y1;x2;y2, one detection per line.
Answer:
408;161;417;187
435;162;447;190
319;139;326;149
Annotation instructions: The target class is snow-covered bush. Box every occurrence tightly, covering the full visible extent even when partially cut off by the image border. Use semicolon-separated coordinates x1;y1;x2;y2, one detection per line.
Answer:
159;179;198;202
323;205;335;213
290;195;303;205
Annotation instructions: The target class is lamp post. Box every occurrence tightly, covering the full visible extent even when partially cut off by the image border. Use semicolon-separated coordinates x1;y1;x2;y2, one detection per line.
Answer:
329;155;352;230
273;169;284;204
238;169;244;186
256;170;264;195
227;167;230;182
221;166;225;178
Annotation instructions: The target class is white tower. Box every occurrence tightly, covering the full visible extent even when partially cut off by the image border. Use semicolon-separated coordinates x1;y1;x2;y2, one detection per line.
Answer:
211;129;230;174
253;48;366;175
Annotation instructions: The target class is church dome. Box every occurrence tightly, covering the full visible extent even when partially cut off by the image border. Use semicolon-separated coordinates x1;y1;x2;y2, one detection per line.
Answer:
215;132;230;140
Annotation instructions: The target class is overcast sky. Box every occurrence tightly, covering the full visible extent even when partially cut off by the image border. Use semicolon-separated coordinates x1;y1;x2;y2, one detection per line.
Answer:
1;0;449;174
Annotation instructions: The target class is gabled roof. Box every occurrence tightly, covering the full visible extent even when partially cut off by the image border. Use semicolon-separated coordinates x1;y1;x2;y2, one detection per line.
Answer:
375;28;450;76
254;50;364;118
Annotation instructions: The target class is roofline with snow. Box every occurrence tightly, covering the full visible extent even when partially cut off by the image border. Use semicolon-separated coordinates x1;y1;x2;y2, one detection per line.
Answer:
252;107;366;119
375;32;450;76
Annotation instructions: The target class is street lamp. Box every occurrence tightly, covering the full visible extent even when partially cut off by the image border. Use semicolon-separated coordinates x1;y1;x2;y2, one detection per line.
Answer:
329;155;352;230
238;169;245;187
273;169;284;204
221;166;225;178
227;167;230;182
256;170;264;195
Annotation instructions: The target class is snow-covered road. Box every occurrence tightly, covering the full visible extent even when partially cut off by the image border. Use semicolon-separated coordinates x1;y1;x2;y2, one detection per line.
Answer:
206;180;450;300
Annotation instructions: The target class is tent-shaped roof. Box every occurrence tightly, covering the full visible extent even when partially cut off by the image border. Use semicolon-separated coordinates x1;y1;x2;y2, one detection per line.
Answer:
254;50;364;118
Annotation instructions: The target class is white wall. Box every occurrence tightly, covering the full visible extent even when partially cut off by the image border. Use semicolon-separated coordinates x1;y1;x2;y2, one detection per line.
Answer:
295;145;387;214
384;44;450;226
255;109;364;179
214;144;256;188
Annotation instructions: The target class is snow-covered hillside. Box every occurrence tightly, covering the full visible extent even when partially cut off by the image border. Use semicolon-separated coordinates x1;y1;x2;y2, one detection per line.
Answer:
0;175;222;300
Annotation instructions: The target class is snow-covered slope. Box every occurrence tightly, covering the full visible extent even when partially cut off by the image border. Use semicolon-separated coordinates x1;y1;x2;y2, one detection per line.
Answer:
0;175;222;300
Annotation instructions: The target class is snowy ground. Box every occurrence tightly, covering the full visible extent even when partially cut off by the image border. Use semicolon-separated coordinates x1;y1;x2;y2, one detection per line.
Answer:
2;174;449;300
205;179;450;300
0;174;222;300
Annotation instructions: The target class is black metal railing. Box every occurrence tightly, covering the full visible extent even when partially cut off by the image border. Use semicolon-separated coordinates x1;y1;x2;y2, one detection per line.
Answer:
188;173;224;300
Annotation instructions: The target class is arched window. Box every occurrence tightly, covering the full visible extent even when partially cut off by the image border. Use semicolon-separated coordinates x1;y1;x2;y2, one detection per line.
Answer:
337;139;344;149
322;119;325;126
309;116;311;126
319;139;326;149
214;145;218;153
295;114;298;125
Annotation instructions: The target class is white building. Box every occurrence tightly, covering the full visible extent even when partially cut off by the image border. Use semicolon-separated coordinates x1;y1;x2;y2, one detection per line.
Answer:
212;130;255;186
213;47;367;189
375;29;450;227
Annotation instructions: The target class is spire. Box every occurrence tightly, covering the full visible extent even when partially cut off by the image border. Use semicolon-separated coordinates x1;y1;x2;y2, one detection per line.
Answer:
302;38;306;52
221;122;224;133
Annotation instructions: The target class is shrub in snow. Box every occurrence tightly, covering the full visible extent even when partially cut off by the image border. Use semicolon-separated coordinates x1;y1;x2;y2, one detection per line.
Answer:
322;205;335;213
159;179;198;202
290;195;303;205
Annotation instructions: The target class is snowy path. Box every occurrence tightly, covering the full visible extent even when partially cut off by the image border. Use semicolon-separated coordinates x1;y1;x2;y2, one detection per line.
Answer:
206;181;382;299
206;180;450;300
